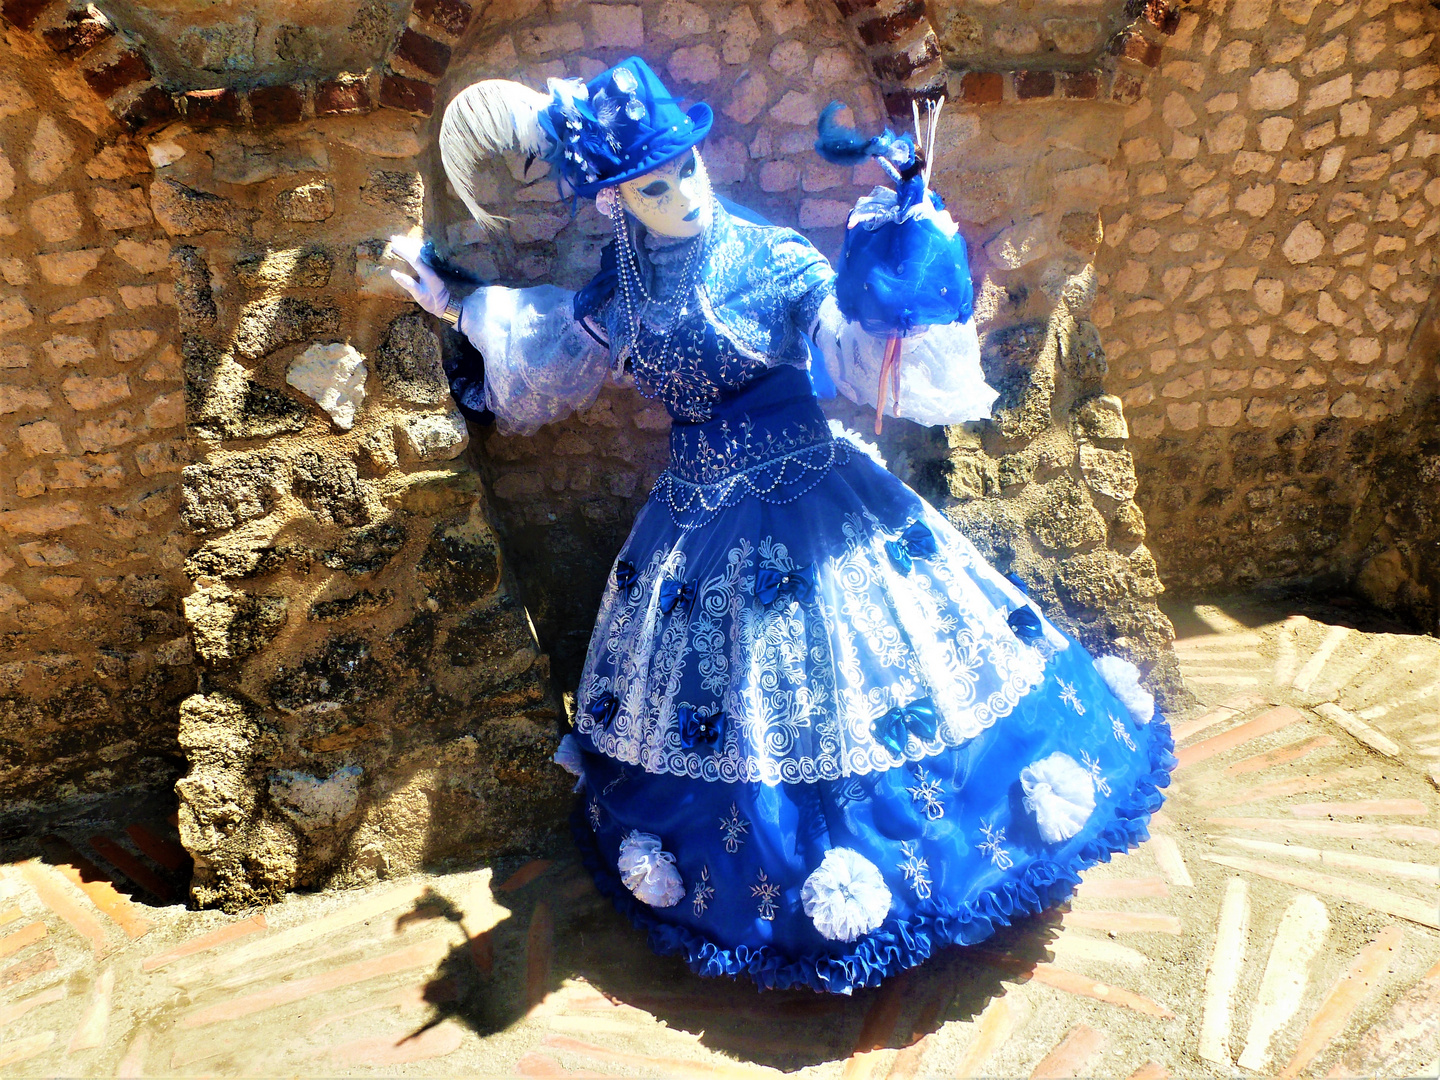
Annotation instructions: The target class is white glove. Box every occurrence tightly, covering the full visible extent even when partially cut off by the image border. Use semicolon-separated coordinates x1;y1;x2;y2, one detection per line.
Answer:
388;235;452;321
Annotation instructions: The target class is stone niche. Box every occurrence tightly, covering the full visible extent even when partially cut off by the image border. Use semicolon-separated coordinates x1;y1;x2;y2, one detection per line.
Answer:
151;113;574;908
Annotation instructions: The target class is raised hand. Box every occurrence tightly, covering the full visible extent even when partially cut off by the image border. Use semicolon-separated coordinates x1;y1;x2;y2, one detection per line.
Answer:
387;234;452;319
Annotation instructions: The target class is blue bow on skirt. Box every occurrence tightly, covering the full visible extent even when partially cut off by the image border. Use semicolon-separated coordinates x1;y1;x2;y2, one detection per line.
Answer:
871;697;939;755
885;521;937;574
677;704;725;751
590;691;621;729
659;577;696;615
756;564;815;605
614;560;639;592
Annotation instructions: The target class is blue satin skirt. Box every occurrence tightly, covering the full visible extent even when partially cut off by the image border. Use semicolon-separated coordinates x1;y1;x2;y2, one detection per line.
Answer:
566;367;1175;993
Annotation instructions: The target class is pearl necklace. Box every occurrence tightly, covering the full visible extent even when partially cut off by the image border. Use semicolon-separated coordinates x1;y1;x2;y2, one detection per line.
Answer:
613;206;708;379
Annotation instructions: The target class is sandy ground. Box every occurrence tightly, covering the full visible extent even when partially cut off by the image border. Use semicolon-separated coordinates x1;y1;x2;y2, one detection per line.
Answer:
0;595;1435;1078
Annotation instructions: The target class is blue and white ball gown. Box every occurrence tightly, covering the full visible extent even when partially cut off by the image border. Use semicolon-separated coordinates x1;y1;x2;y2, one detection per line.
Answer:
455;201;1175;994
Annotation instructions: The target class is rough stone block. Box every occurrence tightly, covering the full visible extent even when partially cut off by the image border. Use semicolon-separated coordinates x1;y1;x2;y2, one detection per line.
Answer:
48;297;115;325
0;294;33;334
135;440;190;476
113;238;170;274
234;247;332;289
1073;394;1129;440
360;170;423;220
0;501;89;536
396;408;469;461
29;191;83;243
213;140;328;186
164;249;214;335
180;456;283;534
26;115;75;184
291;450;370;525
91;187;153;230
61;373;130;411
234;297;340;360
376;310;447;405
275;181;335;222
151;178;257;236
33;249;100;287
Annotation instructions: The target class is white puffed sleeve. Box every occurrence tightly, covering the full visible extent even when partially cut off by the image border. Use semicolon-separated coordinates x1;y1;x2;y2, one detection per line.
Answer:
459;284;613;437
808;295;997;428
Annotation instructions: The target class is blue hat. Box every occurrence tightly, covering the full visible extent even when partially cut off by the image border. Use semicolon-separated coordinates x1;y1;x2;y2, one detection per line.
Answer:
540;57;712;199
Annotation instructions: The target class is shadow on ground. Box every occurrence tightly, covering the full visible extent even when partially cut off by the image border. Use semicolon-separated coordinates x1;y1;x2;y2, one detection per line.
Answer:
395;873;1062;1071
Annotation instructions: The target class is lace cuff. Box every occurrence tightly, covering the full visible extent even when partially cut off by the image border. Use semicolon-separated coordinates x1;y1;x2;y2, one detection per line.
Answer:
809;296;997;428
460;284;613;436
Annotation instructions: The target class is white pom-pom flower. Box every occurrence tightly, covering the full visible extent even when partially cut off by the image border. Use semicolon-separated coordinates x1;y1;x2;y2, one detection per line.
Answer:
1020;752;1097;844
801;848;892;942
1094;656;1155;726
617;830;685;908
552;733;585;791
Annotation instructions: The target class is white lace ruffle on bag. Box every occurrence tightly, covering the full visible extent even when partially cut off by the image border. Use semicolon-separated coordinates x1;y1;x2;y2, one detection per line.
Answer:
1093;656;1155;726
553;733;585;791
801;848;892;942
809;295;996;429
1020;752;1096;844
617;830;685;908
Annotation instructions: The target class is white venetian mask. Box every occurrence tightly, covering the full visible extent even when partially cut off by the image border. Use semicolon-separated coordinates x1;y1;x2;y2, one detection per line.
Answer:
616;149;711;238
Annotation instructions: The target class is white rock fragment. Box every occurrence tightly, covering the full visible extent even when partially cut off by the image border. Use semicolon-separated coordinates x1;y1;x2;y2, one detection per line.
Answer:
268;765;363;832
395;407;469;461
286;342;367;430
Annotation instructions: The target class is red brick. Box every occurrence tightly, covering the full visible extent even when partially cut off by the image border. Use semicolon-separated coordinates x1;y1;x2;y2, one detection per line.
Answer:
248;83;305;125
960;71;1004;105
1109;69;1147;104
1061;70;1100;99
82;49;150;98
412;0;473;37
0;949;56;991
142;914;267;972
0;0;55;32
379;71;435;116
125;823;189;871
118;84;179;132
394;26;451;78
41;8;114;57
88;835;173;902
315;76;371;116
871;33;939;83
855;0;926;47
1015;69;1056;100
183;87;243;125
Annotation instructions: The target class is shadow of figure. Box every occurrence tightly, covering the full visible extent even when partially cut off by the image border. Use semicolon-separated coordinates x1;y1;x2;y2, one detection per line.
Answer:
396;864;1064;1071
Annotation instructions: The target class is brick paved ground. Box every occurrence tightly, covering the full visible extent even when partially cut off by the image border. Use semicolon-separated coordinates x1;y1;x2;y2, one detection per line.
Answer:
0;598;1435;1078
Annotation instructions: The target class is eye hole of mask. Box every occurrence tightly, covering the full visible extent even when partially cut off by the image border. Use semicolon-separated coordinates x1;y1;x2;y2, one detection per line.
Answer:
640;180;669;198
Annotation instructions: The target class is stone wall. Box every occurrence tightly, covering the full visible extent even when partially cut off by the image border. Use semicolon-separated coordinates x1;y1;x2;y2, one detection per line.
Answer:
158;108;572;909
1095;0;1440;626
0;33;195;813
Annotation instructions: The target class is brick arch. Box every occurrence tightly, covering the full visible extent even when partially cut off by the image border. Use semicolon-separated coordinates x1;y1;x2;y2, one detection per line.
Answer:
833;0;1182;117
0;0;475;132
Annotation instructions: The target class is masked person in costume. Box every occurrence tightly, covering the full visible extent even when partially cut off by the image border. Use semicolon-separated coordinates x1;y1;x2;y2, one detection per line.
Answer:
390;57;1175;995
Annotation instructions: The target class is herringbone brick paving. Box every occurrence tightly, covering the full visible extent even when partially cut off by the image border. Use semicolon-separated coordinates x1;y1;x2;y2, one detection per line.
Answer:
0;598;1434;1077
